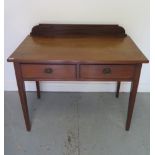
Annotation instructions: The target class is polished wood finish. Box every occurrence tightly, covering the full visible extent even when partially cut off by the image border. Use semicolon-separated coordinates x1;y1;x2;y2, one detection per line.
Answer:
126;64;142;130
30;24;127;37
21;64;76;80
7;24;149;131
14;62;31;131
80;65;135;80
7;36;148;64
116;81;121;98
36;81;40;98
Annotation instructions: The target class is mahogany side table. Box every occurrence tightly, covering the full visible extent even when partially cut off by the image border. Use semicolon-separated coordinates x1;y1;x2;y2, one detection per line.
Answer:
7;24;149;131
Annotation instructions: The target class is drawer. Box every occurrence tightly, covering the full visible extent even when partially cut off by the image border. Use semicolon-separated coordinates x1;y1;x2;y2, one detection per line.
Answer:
21;64;76;80
80;65;135;80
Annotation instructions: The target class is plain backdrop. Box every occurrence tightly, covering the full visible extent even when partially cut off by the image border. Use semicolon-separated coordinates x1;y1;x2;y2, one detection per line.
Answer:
4;0;150;92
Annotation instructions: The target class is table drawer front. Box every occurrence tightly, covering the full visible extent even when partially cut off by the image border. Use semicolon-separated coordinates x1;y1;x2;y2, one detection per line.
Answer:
21;64;76;80
80;65;135;80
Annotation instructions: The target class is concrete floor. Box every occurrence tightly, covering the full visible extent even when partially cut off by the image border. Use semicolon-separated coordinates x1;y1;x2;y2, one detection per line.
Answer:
4;92;149;155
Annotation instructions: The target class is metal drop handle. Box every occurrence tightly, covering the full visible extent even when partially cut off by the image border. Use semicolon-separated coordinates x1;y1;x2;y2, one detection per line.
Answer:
44;68;53;74
103;68;111;74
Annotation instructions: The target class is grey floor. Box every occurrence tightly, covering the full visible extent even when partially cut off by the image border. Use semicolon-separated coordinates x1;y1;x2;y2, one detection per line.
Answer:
5;92;149;155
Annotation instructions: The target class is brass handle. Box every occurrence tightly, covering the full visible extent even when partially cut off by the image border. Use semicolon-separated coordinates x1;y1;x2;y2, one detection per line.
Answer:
44;68;53;74
103;68;111;74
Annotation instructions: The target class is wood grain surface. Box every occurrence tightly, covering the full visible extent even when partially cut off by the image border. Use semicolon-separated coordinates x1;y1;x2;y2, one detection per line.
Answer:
21;64;76;80
80;64;135;80
8;35;148;64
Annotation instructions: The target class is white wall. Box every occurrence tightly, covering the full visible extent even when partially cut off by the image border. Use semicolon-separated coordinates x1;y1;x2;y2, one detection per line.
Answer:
4;0;150;92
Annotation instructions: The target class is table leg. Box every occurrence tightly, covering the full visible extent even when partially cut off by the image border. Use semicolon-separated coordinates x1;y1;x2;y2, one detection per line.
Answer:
36;81;41;98
126;64;142;131
116;81;121;98
14;63;31;131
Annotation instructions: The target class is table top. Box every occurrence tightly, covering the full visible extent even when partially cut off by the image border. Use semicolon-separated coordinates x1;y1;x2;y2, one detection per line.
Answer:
8;35;148;64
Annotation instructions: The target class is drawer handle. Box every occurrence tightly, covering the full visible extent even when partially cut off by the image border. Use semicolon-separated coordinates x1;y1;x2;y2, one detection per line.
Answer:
44;68;53;74
103;68;111;74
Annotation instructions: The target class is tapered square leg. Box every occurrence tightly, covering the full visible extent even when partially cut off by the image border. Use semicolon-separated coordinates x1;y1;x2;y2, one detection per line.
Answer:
126;64;142;131
14;63;31;131
36;81;41;98
116;81;121;98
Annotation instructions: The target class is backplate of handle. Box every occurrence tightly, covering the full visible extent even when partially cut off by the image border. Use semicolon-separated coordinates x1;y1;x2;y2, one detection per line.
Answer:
44;68;53;74
102;68;111;74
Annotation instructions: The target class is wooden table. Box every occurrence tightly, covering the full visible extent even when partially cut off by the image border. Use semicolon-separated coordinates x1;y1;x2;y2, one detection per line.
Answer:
7;24;149;131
